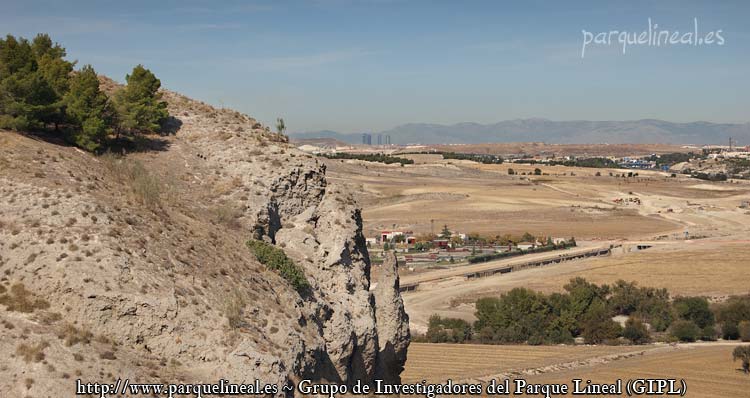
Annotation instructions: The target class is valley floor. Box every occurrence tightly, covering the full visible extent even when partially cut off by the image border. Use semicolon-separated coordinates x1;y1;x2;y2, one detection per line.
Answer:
326;153;750;396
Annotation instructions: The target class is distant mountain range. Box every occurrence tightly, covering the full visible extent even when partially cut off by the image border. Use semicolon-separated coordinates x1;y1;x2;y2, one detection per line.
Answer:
290;119;750;145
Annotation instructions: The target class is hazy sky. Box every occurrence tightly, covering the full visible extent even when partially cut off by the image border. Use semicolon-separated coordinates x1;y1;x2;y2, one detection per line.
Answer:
2;0;748;132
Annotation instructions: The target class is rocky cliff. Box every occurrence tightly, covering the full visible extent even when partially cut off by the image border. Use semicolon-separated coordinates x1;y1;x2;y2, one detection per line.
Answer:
0;85;409;396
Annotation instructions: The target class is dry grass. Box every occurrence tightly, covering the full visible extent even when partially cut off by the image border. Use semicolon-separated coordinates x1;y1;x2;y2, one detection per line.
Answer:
101;153;166;208
223;290;246;329
0;283;51;313
57;324;93;346
214;202;243;229
16;341;49;363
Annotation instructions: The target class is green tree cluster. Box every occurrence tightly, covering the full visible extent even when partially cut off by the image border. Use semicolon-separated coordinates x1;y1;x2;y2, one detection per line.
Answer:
321;152;414;165
0;34;168;151
442;152;503;164
0;34;72;131
425;315;472;343
672;296;716;341
715;296;750;340
471;278;635;345
423;283;750;346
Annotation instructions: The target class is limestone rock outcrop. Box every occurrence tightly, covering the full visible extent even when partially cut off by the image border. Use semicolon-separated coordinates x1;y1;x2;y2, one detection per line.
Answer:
0;84;409;396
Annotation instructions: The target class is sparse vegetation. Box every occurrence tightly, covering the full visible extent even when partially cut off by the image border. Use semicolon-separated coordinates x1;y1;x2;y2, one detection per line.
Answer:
246;240;309;292
57;324;93;346
102;154;165;208
16;341;49;363
214;202;242;229
0;283;51;313
224;289;246;329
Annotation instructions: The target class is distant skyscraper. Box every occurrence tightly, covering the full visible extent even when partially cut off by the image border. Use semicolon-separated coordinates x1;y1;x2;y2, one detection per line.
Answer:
377;134;382;145
385;135;391;145
362;133;372;145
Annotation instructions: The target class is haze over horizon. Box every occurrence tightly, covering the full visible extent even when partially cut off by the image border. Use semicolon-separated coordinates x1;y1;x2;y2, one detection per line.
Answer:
2;1;749;133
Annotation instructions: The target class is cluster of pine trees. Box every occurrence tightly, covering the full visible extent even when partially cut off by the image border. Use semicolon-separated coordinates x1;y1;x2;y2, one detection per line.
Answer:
0;33;168;151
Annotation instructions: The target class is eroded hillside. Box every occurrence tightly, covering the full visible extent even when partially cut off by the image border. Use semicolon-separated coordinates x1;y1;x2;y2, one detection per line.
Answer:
0;83;409;396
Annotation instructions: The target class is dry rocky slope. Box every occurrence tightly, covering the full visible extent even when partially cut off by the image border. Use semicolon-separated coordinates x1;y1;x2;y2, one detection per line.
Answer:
0;82;409;397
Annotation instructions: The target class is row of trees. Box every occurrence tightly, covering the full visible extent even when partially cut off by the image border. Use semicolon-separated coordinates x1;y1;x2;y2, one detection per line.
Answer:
507;168;543;176
645;152;702;167
0;34;168;151
514;157;620;168
321;152;414;165
467;239;576;264
442;152;504;164
422;278;750;346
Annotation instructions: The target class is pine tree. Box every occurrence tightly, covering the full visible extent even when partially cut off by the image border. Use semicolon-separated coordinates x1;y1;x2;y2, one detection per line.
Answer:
114;64;168;135
0;34;71;130
32;34;74;129
64;65;111;151
440;224;451;238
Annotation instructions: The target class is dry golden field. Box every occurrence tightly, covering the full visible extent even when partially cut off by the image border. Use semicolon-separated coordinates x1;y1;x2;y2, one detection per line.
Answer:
402;343;657;383
400;241;750;335
326;156;712;239
404;343;750;397
326;151;750;396
326;154;750;331
525;344;750;397
454;241;750;304
328;153;750;240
